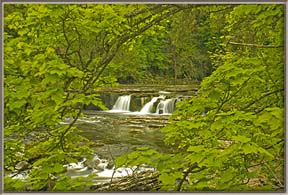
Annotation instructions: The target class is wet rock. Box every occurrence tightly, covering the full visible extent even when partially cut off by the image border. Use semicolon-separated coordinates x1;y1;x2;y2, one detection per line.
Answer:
129;129;142;134
15;161;29;170
94;161;106;171
106;160;114;170
90;142;105;147
148;124;165;128
15;152;25;157
84;157;101;169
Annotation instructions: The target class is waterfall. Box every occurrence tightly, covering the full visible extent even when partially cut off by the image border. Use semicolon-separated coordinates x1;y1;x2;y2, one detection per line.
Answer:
140;95;165;114
156;98;176;114
108;94;177;114
111;95;131;111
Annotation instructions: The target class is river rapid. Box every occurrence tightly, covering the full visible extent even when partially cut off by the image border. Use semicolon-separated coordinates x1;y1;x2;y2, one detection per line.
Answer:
58;109;171;182
75;110;170;159
11;87;198;185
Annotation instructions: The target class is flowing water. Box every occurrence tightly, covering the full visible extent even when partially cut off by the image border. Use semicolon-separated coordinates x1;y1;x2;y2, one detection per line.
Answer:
156;98;176;114
140;95;165;114
63;94;176;181
60;109;170;183
75;110;169;158
11;91;189;185
111;95;131;111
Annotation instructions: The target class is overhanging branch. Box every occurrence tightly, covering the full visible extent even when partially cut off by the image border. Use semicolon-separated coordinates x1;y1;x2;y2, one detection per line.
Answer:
242;88;284;110
84;6;183;91
228;41;283;48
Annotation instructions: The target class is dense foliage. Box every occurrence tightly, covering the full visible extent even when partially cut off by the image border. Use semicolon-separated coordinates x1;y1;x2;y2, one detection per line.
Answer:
115;4;285;191
4;3;284;192
4;4;183;191
112;5;223;84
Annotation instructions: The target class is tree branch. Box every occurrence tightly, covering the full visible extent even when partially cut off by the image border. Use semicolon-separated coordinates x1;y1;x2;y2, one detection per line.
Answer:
177;163;206;191
207;5;236;14
59;15;74;67
124;5;162;18
242;88;284;110
228;41;283;48
83;6;182;91
74;25;85;68
49;108;82;152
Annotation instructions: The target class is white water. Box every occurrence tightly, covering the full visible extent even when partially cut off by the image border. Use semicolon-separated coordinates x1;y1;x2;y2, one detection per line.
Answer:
140;95;165;114
109;93;176;115
65;155;155;180
11;155;154;182
63;158;87;170
9;171;29;180
156;98;176;114
111;95;131;112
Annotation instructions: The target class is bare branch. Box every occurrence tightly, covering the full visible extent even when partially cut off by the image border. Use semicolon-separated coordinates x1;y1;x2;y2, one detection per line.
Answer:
177;163;206;191
207;5;236;14
124;5;162;18
242;88;284;110
59;15;74;66
74;25;85;68
49;108;82;152
228;41;283;48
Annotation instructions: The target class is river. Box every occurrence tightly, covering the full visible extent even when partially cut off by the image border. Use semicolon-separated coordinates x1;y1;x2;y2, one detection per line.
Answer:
75;110;170;159
11;87;196;185
60;89;196;182
60;109;171;182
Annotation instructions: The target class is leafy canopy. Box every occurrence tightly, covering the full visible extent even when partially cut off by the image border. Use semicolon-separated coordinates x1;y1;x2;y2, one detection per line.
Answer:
4;4;183;191
115;4;284;191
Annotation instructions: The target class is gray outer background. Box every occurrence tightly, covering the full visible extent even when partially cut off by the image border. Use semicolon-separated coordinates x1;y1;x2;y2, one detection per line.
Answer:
0;0;286;194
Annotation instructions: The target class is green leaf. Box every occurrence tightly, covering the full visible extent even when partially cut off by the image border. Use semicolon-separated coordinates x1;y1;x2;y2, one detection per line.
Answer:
115;155;128;167
254;144;274;158
208;89;222;99
231;135;251;143
159;172;175;185
53;163;65;173
187;145;206;153
242;143;259;154
9;99;27;110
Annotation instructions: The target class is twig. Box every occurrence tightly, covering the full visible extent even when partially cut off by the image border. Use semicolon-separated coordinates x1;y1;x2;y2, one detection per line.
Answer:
107;144;116;185
49;108;82;152
124;5;162;18
242;88;284;110
176;163;205;191
228;41;283;48
264;163;283;187
208;5;236;14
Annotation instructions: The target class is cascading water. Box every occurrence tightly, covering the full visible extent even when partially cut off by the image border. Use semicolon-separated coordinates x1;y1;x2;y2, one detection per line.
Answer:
140;95;165;114
108;94;178;114
156;98;176;114
111;95;131;111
